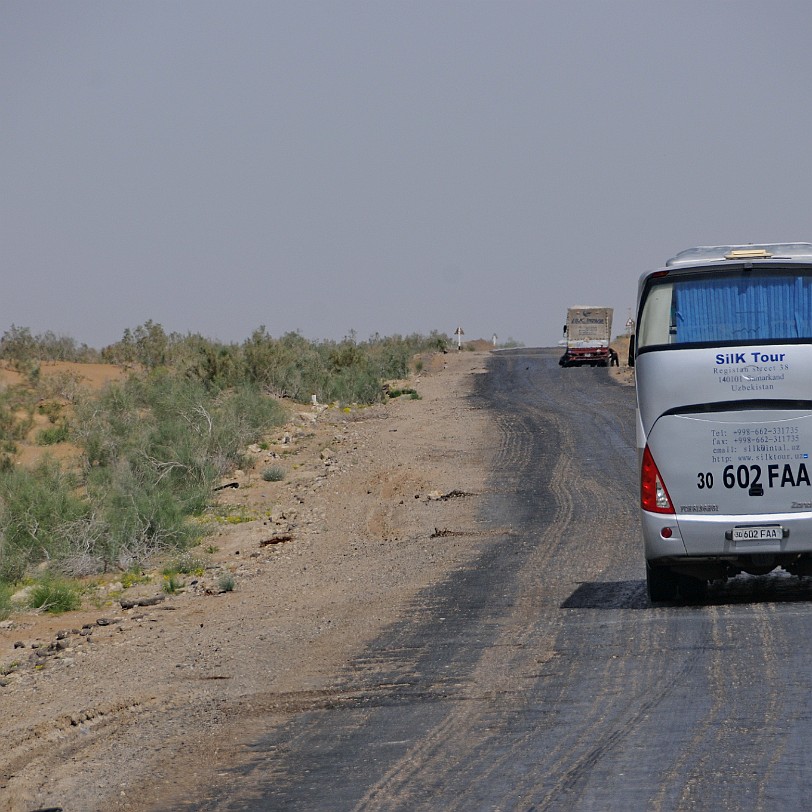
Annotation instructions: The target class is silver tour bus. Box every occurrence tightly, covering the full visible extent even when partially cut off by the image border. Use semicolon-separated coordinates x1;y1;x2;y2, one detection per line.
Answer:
633;243;812;602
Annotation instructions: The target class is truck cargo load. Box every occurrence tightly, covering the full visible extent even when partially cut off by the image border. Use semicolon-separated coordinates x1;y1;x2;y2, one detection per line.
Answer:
559;306;614;367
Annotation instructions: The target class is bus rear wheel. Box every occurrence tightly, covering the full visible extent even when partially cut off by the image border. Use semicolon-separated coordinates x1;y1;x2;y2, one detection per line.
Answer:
677;574;707;604
646;562;679;603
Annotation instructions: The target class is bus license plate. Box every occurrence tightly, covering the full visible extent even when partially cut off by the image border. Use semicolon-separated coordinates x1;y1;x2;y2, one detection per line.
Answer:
731;526;783;542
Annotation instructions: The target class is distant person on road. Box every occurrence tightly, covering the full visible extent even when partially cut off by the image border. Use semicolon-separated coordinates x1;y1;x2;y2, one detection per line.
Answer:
609;347;619;366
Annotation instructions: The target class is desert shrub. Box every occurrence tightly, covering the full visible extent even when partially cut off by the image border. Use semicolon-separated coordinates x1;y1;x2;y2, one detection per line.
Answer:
65;373;285;572
388;387;419;399
162;573;181;593
217;572;235;592
177;337;242;391
37;371;86;403
165;553;205;576
0;325;36;366
367;331;447;378
73;378;146;468
0;324;451;586
210;385;286;470
121;567;151;588
0;460;89;582
0;403;19;445
321;356;381;404
132;320;169;370
27;578;81;614
34;330;97;362
243;329;327;400
71;327;432;425
101;321;193;370
0;582;11;619
36;421;70;445
239;327;451;405
0;325;98;364
85;463;205;570
100;327;138;366
0;387;36;443
316;332;447;404
261;465;285;482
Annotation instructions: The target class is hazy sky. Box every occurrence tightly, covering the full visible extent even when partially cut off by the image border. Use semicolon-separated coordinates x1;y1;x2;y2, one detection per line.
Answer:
4;1;812;349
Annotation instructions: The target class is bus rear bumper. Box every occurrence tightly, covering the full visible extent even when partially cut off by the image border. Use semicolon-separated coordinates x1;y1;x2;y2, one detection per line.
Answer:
642;510;812;579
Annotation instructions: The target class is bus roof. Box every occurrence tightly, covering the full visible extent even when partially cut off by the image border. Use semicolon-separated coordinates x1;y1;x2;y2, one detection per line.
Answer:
666;243;812;267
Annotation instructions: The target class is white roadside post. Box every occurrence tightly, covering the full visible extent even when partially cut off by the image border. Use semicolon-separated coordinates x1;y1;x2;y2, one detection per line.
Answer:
454;326;464;351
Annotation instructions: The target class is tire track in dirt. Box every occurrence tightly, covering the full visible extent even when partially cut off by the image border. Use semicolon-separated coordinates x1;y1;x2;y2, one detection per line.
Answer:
352;397;576;810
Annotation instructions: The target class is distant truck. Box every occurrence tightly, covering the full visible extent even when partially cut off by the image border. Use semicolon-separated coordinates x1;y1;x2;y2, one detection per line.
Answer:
559;306;614;367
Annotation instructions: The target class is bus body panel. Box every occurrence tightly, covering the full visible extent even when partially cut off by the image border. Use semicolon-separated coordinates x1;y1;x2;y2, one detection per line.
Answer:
635;344;812;435
642;509;812;560
647;410;812;515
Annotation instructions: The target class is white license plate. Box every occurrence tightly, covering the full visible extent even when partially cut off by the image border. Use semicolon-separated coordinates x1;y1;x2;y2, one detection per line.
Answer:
732;526;783;542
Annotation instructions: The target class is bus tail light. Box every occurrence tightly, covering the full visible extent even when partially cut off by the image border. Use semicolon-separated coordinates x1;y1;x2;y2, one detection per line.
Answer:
641;446;675;514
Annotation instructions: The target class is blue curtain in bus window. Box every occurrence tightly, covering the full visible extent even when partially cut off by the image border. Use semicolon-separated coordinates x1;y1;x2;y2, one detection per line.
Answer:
674;275;812;342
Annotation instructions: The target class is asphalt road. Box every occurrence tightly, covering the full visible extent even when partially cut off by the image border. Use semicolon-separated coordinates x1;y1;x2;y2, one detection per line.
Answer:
194;347;812;812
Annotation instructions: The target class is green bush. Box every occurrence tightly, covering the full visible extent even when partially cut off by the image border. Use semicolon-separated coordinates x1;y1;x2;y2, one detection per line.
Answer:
210;384;287;471
86;463;205;568
69;374;286;572
0;582;11;620
238;328;447;405
0;461;89;582
36;421;70;445
388;387;419;399
28;578;81;614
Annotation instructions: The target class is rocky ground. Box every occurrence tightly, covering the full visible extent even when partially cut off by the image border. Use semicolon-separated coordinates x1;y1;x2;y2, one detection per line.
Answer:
0;349;499;812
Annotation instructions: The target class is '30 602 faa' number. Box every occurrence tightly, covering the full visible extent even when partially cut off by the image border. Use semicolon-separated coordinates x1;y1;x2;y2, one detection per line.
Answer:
697;463;811;491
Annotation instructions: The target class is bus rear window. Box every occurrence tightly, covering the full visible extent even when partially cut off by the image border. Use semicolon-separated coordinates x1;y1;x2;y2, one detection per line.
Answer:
637;270;812;350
